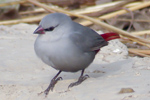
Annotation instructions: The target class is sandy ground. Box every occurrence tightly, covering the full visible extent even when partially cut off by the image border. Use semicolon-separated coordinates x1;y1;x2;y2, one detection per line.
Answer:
0;23;150;100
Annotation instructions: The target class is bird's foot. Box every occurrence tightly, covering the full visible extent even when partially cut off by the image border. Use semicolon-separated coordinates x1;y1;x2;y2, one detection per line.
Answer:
39;77;62;97
68;75;89;88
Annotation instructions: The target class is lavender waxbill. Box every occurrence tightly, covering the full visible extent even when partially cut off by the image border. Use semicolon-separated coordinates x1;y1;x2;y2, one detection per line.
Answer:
34;13;120;96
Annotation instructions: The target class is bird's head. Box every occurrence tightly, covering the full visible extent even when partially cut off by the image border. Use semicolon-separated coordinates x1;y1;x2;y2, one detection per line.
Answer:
33;13;72;35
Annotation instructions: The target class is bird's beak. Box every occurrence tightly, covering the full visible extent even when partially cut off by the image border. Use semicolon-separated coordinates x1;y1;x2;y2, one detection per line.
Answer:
34;25;45;34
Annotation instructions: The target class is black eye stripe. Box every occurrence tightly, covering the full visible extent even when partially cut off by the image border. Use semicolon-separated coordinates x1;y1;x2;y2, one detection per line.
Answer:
44;24;59;31
45;27;55;31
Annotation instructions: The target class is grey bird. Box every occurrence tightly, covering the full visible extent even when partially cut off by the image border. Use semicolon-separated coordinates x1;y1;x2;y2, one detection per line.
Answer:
34;13;120;96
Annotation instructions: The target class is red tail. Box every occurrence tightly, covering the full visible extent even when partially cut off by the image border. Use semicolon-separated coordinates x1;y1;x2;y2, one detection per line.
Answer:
101;32;120;41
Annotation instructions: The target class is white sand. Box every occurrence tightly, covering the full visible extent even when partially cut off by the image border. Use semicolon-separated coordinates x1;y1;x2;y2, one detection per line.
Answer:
0;23;150;100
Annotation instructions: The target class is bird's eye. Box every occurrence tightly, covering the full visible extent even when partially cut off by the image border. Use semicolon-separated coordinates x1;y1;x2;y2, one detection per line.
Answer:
45;27;55;31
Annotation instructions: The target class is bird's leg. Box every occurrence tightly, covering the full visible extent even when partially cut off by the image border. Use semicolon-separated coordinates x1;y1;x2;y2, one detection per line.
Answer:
68;69;89;88
43;70;62;96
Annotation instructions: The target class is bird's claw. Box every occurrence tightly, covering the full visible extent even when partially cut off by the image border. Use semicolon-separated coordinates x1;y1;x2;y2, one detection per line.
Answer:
68;75;89;88
39;77;63;97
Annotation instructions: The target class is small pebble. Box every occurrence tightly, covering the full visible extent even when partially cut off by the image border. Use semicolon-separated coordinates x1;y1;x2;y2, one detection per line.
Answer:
119;88;135;94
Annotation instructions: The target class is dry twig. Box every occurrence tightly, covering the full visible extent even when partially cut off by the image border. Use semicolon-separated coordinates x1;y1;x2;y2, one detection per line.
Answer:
72;0;136;16
0;14;46;25
19;8;46;15
114;18;150;23
128;49;150;57
129;48;150;55
131;30;150;36
99;1;150;20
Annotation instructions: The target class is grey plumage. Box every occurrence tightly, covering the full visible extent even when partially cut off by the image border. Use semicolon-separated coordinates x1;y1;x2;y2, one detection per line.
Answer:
34;13;108;72
34;13;109;95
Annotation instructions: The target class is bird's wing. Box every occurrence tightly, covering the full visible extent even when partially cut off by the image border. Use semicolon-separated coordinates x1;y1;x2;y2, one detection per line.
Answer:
70;22;108;52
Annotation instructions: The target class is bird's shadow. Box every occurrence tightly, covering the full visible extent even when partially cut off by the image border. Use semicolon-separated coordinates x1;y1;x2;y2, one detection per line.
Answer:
61;59;133;79
46;59;133;84
88;59;133;78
